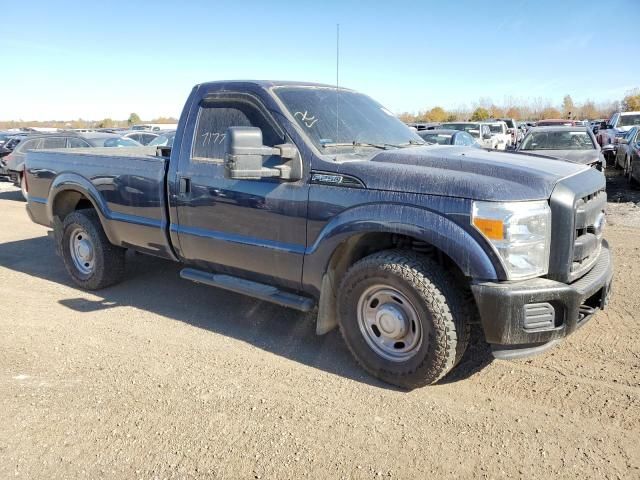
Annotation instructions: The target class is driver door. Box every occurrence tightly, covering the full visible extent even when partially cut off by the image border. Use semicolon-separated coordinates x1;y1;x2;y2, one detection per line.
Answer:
174;93;309;291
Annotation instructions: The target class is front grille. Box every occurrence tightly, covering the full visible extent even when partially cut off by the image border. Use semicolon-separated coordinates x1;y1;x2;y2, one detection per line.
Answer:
571;190;606;278
547;169;607;283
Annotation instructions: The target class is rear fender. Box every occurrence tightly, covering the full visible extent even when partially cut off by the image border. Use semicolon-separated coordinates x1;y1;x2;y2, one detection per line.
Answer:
47;173;119;246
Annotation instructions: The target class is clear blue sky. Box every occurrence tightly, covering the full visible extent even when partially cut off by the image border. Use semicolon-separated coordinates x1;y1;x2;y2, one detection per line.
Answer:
2;0;638;121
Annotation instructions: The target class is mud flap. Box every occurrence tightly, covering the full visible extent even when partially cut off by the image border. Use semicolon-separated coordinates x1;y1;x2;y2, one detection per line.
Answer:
316;272;338;335
52;216;64;258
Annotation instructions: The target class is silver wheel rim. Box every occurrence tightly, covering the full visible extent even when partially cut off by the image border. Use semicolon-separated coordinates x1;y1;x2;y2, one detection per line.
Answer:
69;227;95;275
357;285;423;362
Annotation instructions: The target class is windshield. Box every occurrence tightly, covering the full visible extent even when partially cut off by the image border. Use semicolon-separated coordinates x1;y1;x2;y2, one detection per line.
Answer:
520;131;595;150
148;133;175;147
624;128;638;140
503;119;515;128
89;137;141;147
274;87;424;151
619;114;640;127
489;124;503;134
441;123;480;138
419;133;452;145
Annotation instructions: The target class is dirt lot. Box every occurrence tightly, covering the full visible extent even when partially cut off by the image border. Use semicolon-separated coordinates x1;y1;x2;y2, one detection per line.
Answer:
0;173;638;480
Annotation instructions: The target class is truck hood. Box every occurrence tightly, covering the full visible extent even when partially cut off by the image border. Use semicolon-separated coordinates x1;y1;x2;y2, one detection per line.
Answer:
332;146;590;201
529;149;602;165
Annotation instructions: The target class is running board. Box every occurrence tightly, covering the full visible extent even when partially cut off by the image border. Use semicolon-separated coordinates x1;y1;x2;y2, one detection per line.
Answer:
180;268;315;312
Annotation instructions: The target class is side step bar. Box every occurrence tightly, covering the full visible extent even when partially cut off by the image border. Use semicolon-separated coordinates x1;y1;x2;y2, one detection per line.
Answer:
180;268;315;312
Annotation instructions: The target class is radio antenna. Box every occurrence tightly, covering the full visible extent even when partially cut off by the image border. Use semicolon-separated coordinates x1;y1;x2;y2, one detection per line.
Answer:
336;23;340;142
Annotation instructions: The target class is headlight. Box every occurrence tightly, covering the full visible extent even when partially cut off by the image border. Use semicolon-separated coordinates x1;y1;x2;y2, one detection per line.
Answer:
472;200;551;280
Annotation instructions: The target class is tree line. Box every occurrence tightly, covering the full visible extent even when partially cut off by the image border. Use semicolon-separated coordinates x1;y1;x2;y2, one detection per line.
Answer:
0;113;178;130
399;88;640;123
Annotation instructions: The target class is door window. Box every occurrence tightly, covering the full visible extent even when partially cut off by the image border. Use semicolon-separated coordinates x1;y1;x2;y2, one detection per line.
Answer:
68;137;91;148
18;138;42;152
459;132;475;145
192;96;284;162
42;137;67;149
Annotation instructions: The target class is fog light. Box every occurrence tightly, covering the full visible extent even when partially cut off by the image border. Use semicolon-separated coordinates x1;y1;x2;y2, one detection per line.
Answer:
523;303;555;331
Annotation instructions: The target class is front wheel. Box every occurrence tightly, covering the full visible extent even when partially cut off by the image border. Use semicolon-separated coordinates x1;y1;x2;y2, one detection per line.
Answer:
60;210;125;290
337;250;471;389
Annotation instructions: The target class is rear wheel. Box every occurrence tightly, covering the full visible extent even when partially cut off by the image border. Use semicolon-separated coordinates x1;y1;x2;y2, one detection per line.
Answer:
337;250;470;389
60;210;125;289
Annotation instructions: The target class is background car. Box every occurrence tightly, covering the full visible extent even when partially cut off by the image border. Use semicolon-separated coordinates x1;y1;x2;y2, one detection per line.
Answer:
80;132;143;148
614;126;640;173
536;119;579;126
406;122;441;131
486;121;511;150
148;131;176;147
628;143;640;186
121;131;159;145
493;118;522;144
516;126;605;170
441;122;496;148
0;131;18;148
416;128;480;147
2;133;28;152
4;133;143;199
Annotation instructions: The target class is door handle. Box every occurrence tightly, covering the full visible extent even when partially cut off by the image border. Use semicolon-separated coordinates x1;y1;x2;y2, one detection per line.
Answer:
178;177;191;194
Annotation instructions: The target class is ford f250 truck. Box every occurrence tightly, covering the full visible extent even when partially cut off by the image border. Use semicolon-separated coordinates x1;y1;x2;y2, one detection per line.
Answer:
25;81;613;388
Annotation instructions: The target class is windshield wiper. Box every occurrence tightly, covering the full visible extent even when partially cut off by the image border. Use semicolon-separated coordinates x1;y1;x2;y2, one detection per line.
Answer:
321;141;394;150
396;140;427;147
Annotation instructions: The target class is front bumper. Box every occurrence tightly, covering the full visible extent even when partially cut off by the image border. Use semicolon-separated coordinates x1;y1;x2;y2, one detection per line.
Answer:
471;240;613;359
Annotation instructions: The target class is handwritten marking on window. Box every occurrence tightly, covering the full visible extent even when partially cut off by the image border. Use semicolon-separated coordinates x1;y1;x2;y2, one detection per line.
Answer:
201;132;226;146
294;111;318;128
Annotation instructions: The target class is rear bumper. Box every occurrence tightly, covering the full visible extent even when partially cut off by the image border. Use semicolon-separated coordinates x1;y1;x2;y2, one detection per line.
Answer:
471;240;613;359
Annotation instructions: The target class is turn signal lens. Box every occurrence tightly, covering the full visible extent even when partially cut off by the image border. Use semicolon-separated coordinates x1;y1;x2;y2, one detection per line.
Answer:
472;218;504;240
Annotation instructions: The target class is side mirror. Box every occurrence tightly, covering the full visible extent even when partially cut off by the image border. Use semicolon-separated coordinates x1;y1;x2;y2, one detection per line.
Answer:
224;127;302;181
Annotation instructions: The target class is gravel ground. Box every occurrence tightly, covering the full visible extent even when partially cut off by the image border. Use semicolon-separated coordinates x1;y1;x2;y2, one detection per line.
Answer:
0;174;638;479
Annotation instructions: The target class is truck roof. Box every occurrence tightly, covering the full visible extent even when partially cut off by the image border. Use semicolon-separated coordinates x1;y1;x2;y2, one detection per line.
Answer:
197;80;355;91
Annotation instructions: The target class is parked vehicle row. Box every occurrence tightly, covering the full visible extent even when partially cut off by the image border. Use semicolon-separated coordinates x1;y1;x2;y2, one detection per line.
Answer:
0;132;154;199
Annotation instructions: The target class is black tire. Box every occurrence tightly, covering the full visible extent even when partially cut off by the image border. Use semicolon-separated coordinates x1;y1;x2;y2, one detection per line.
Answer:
60;209;125;290
337;249;471;389
19;173;27;201
623;156;630;176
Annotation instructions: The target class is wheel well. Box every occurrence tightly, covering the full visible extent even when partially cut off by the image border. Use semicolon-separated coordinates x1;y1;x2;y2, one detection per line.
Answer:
326;232;468;290
52;190;95;221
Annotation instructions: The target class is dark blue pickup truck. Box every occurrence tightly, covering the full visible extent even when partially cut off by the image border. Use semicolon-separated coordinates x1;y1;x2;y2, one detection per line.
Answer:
25;81;613;388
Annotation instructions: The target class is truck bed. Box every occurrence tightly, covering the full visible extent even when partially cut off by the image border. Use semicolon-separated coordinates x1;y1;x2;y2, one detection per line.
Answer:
26;147;176;260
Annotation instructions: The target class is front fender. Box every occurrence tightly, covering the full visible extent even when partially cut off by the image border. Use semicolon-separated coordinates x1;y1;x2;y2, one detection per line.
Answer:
302;203;500;297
